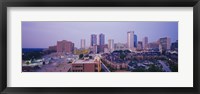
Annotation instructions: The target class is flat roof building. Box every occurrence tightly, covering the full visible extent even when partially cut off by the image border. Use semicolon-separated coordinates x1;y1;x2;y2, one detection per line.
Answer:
57;40;74;53
72;57;101;72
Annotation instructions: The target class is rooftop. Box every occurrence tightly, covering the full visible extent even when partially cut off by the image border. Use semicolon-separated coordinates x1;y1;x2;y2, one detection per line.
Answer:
73;59;97;64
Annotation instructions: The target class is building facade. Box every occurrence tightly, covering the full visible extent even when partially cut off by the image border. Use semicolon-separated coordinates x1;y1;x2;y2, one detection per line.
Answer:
147;42;159;51
91;45;99;54
143;37;148;50
171;40;178;51
114;43;127;51
137;41;143;51
159;37;171;51
71;57;101;72
81;39;86;49
99;33;105;46
48;45;57;51
99;44;108;53
127;31;134;50
57;40;74;53
91;34;97;46
134;34;137;48
108;39;114;52
99;33;105;52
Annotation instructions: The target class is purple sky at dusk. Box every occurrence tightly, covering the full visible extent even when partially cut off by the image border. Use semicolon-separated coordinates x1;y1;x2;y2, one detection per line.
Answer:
22;21;178;48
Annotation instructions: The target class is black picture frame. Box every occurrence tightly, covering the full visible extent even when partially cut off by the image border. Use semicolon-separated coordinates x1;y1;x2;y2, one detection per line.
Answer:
0;0;200;94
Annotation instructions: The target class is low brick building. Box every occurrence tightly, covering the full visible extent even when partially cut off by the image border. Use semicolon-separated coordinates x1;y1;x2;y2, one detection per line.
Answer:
72;58;101;72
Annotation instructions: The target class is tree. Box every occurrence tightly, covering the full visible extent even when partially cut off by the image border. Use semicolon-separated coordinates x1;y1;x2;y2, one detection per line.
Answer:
162;50;166;55
26;61;30;64
120;54;126;60
79;54;84;59
124;50;131;53
148;65;163;72
89;56;93;59
170;64;178;72
22;51;43;60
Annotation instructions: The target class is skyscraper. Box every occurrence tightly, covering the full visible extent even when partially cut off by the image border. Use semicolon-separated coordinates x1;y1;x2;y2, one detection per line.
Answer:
171;40;178;51
159;37;171;51
99;33;105;45
127;31;134;50
98;33;105;52
134;34;137;48
108;39;114;51
137;41;143;51
91;34;97;46
81;39;86;49
143;37;148;50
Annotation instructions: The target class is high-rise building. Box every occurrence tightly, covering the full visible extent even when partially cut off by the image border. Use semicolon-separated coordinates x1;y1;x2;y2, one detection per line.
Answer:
171;40;178;51
114;43;127;51
159;37;171;51
92;45;99;54
81;39;86;49
99;33;105;45
91;34;97;46
134;34;137;48
137;41;143;51
127;31;134;50
143;37;148;50
108;39;114;52
57;40;74;53
99;44;108;53
99;33;105;52
147;42;159;51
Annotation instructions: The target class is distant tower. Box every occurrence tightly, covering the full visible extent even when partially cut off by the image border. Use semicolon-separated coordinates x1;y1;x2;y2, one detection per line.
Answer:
143;37;148;50
137;41;143;51
81;39;86;49
134;34;137;48
159;37;171;51
91;34;97;46
108;39;114;52
127;31;134;50
99;33;105;45
170;40;178;51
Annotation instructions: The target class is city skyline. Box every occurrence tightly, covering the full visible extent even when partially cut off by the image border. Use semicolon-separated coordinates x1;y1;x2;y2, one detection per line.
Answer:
22;21;178;48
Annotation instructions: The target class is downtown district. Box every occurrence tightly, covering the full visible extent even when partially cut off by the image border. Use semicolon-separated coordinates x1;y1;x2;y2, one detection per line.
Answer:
22;31;178;72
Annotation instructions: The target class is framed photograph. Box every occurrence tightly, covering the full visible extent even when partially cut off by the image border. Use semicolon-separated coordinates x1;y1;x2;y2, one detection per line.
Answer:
0;0;199;94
